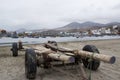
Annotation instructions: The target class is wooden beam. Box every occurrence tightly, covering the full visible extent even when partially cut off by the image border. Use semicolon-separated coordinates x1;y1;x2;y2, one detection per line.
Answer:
77;50;116;64
45;43;116;64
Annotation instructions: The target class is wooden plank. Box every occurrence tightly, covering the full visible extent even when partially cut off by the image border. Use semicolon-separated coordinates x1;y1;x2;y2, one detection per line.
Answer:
45;43;74;53
48;53;75;62
35;50;75;62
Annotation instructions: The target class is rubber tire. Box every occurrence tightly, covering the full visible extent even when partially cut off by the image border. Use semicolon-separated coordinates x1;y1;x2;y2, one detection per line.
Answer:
11;43;18;57
82;45;100;70
48;41;57;46
51;41;57;46
25;49;37;79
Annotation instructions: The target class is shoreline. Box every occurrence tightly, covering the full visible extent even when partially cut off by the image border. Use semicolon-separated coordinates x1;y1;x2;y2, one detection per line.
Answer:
0;38;120;47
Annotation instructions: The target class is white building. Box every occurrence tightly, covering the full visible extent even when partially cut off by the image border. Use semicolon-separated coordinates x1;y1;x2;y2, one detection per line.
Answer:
105;28;111;34
91;29;101;35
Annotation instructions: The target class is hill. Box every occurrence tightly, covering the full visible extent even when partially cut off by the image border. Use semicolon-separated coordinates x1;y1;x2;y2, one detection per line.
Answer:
55;21;120;32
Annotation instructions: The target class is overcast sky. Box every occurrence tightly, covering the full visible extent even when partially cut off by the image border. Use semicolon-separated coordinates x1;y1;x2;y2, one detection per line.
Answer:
0;0;120;31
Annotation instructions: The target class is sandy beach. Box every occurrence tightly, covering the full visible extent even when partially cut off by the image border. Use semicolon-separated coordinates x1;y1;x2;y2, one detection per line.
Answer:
0;39;120;80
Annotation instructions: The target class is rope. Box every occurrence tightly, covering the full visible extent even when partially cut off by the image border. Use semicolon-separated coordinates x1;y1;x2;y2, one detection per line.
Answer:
87;52;95;80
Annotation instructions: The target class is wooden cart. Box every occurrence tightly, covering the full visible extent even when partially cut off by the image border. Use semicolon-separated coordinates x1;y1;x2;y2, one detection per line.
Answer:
11;41;116;80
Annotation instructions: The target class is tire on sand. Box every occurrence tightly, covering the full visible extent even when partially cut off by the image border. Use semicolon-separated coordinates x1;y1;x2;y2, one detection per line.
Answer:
82;45;100;70
25;49;37;79
11;43;18;57
48;41;57;46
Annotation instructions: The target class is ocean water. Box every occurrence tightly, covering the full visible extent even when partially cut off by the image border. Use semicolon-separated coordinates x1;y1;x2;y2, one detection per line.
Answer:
0;35;120;46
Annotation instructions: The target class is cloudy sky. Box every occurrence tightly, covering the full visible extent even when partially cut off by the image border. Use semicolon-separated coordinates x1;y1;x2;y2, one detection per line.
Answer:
0;0;120;31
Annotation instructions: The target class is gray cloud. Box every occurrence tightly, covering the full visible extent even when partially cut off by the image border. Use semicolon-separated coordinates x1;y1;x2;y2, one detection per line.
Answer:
0;0;120;31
